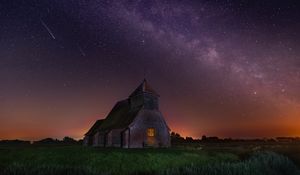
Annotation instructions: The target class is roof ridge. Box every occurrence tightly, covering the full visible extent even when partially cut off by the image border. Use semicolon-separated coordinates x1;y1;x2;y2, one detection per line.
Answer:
129;79;159;97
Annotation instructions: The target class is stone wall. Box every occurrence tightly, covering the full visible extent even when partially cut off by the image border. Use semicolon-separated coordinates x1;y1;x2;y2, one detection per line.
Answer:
93;132;100;146
129;109;170;148
83;136;92;146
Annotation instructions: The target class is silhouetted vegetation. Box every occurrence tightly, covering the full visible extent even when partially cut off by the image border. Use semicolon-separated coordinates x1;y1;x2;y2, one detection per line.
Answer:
0;137;81;146
170;132;300;145
33;137;82;145
0;139;30;146
62;136;79;144
33;138;61;145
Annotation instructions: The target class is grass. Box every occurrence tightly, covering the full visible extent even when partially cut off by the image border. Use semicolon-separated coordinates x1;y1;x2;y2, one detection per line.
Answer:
162;152;300;175
265;144;300;167
0;144;299;175
0;146;238;175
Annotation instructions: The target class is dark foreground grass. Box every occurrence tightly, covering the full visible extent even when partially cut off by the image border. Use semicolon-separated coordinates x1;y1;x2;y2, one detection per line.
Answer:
163;152;300;175
0;146;238;175
0;145;299;175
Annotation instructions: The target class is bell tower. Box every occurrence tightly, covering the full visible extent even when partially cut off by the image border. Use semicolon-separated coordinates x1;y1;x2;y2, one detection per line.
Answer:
129;79;159;110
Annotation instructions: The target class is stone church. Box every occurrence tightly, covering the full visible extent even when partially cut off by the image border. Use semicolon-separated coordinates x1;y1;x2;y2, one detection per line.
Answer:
83;79;170;148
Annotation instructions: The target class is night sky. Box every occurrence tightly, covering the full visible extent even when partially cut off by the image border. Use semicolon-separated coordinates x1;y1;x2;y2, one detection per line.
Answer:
1;0;300;140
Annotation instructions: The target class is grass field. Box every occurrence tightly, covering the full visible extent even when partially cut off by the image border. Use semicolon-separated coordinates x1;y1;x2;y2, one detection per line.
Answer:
0;144;299;175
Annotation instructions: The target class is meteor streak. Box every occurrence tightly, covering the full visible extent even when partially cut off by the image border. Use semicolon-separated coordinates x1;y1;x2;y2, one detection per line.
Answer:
40;19;56;39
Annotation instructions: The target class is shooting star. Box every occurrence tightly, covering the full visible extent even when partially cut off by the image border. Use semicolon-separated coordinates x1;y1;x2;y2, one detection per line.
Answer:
40;19;56;39
77;44;86;57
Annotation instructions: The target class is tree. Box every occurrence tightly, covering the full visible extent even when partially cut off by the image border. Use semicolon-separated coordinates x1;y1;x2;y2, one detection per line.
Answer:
62;136;77;144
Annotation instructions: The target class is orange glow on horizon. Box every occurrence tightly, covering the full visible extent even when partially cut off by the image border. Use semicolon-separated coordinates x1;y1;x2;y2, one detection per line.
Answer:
1;95;299;140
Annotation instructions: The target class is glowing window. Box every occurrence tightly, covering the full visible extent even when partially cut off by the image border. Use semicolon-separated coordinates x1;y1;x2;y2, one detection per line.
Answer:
147;128;155;137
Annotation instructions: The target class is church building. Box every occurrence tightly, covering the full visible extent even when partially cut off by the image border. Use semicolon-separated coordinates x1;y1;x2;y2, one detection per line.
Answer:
83;79;170;148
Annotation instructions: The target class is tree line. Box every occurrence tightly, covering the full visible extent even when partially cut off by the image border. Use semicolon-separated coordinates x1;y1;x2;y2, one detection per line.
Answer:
0;137;83;146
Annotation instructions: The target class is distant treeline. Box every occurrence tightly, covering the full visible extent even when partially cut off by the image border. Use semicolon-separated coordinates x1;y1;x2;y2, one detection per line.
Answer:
1;133;300;146
0;137;83;146
170;132;300;144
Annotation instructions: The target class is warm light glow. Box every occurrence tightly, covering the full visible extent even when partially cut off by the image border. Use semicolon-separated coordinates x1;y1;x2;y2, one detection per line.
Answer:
147;128;155;137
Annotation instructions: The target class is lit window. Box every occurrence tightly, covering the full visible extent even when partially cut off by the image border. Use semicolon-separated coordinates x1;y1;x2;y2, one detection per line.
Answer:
147;128;155;137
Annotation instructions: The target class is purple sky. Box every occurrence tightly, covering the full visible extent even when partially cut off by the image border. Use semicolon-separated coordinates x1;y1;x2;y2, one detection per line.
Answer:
0;0;299;140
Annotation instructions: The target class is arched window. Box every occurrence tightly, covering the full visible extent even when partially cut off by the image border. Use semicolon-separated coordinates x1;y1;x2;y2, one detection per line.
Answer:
147;128;155;137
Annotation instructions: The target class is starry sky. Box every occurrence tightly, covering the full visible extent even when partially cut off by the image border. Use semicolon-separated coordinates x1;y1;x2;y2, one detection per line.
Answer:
0;0;300;140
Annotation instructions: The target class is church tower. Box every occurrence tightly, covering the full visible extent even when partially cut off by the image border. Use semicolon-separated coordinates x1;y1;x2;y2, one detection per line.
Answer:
129;79;159;110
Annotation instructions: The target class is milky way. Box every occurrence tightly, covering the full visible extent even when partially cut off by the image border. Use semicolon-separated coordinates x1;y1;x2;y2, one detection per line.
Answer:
0;0;299;140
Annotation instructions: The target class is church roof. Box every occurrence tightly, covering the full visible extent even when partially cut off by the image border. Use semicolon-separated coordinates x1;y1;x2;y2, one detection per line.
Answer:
129;79;159;97
96;99;142;131
85;119;105;136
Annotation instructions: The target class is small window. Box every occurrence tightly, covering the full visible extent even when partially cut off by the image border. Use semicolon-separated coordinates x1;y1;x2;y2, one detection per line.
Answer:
147;128;155;137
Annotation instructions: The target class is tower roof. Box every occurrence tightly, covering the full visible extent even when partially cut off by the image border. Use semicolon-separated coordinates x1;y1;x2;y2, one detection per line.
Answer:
129;79;159;97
